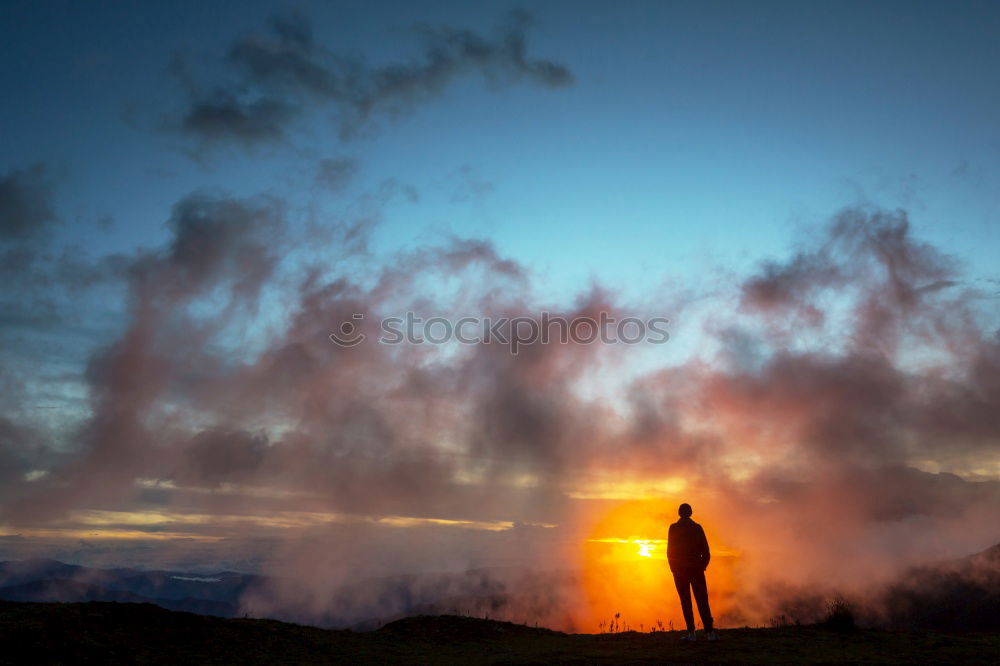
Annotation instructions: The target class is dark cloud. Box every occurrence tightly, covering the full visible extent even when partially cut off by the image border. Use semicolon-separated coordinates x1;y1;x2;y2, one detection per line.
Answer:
180;428;269;487
173;10;573;147
0;415;54;516
179;92;297;147
0;165;127;329
0;164;56;242
129;192;286;305
0;167;129;393
373;178;419;204
226;15;341;98
0;418;36;484
315;157;358;192
742;207;963;344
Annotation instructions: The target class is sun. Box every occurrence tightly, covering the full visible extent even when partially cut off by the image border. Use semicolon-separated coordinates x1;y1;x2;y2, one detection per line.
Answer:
580;498;739;632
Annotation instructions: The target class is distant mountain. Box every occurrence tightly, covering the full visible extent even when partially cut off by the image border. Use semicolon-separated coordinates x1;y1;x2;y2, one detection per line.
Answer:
0;558;264;618
880;543;1000;631
0;578;152;603
0;559;84;586
0;558;578;628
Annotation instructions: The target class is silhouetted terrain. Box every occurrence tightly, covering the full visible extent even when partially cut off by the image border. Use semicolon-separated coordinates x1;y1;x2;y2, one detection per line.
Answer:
2;544;999;633
0;601;997;664
882;543;1000;631
0;545;1000;631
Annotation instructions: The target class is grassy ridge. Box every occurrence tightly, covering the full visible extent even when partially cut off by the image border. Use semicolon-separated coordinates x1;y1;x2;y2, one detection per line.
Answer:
0;601;997;664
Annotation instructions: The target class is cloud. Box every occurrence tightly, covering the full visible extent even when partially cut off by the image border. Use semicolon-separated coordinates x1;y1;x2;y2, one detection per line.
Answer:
314;157;358;192
0;166;130;402
0;164;125;321
0;192;287;526
178;428;269;487
0;418;39;485
0;193;997;630
171;10;574;147
148;193;285;303
0;164;56;242
179;92;297;148
448;164;495;203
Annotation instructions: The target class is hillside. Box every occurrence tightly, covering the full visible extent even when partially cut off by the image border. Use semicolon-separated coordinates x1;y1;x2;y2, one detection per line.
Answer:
0;601;997;665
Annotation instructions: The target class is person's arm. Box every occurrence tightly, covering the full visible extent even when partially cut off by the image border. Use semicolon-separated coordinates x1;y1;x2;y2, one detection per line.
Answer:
699;525;711;569
667;523;676;563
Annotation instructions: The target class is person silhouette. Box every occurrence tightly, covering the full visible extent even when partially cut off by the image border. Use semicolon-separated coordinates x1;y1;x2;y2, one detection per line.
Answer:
667;503;717;641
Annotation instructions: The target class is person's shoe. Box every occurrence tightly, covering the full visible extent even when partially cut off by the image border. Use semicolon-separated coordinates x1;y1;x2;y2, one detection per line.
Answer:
680;631;697;641
706;629;719;641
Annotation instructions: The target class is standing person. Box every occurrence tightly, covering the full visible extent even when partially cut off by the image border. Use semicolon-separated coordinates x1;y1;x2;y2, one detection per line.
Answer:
667;503;718;641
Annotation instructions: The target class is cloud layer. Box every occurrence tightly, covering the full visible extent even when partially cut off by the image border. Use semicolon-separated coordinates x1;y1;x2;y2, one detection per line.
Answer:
1;186;997;629
171;11;573;147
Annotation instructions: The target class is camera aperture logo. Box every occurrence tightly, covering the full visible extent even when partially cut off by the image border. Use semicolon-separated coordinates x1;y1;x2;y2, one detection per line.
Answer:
329;312;669;354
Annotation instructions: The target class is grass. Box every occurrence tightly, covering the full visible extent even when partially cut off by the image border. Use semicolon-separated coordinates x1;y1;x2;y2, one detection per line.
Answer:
0;600;997;664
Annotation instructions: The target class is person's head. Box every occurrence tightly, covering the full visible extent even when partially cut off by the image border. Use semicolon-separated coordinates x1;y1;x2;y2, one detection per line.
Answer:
678;503;692;518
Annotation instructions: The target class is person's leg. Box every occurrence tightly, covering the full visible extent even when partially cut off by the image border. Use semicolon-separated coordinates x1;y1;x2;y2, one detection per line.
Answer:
690;569;714;631
672;571;695;632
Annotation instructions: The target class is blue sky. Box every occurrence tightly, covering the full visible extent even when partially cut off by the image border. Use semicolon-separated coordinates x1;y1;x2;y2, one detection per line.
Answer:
3;0;998;300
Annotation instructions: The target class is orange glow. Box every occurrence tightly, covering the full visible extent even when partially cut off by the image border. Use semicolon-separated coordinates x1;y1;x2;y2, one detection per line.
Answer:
579;499;739;632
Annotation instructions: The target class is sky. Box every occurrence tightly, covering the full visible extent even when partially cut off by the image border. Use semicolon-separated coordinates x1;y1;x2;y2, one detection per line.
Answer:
0;0;998;631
